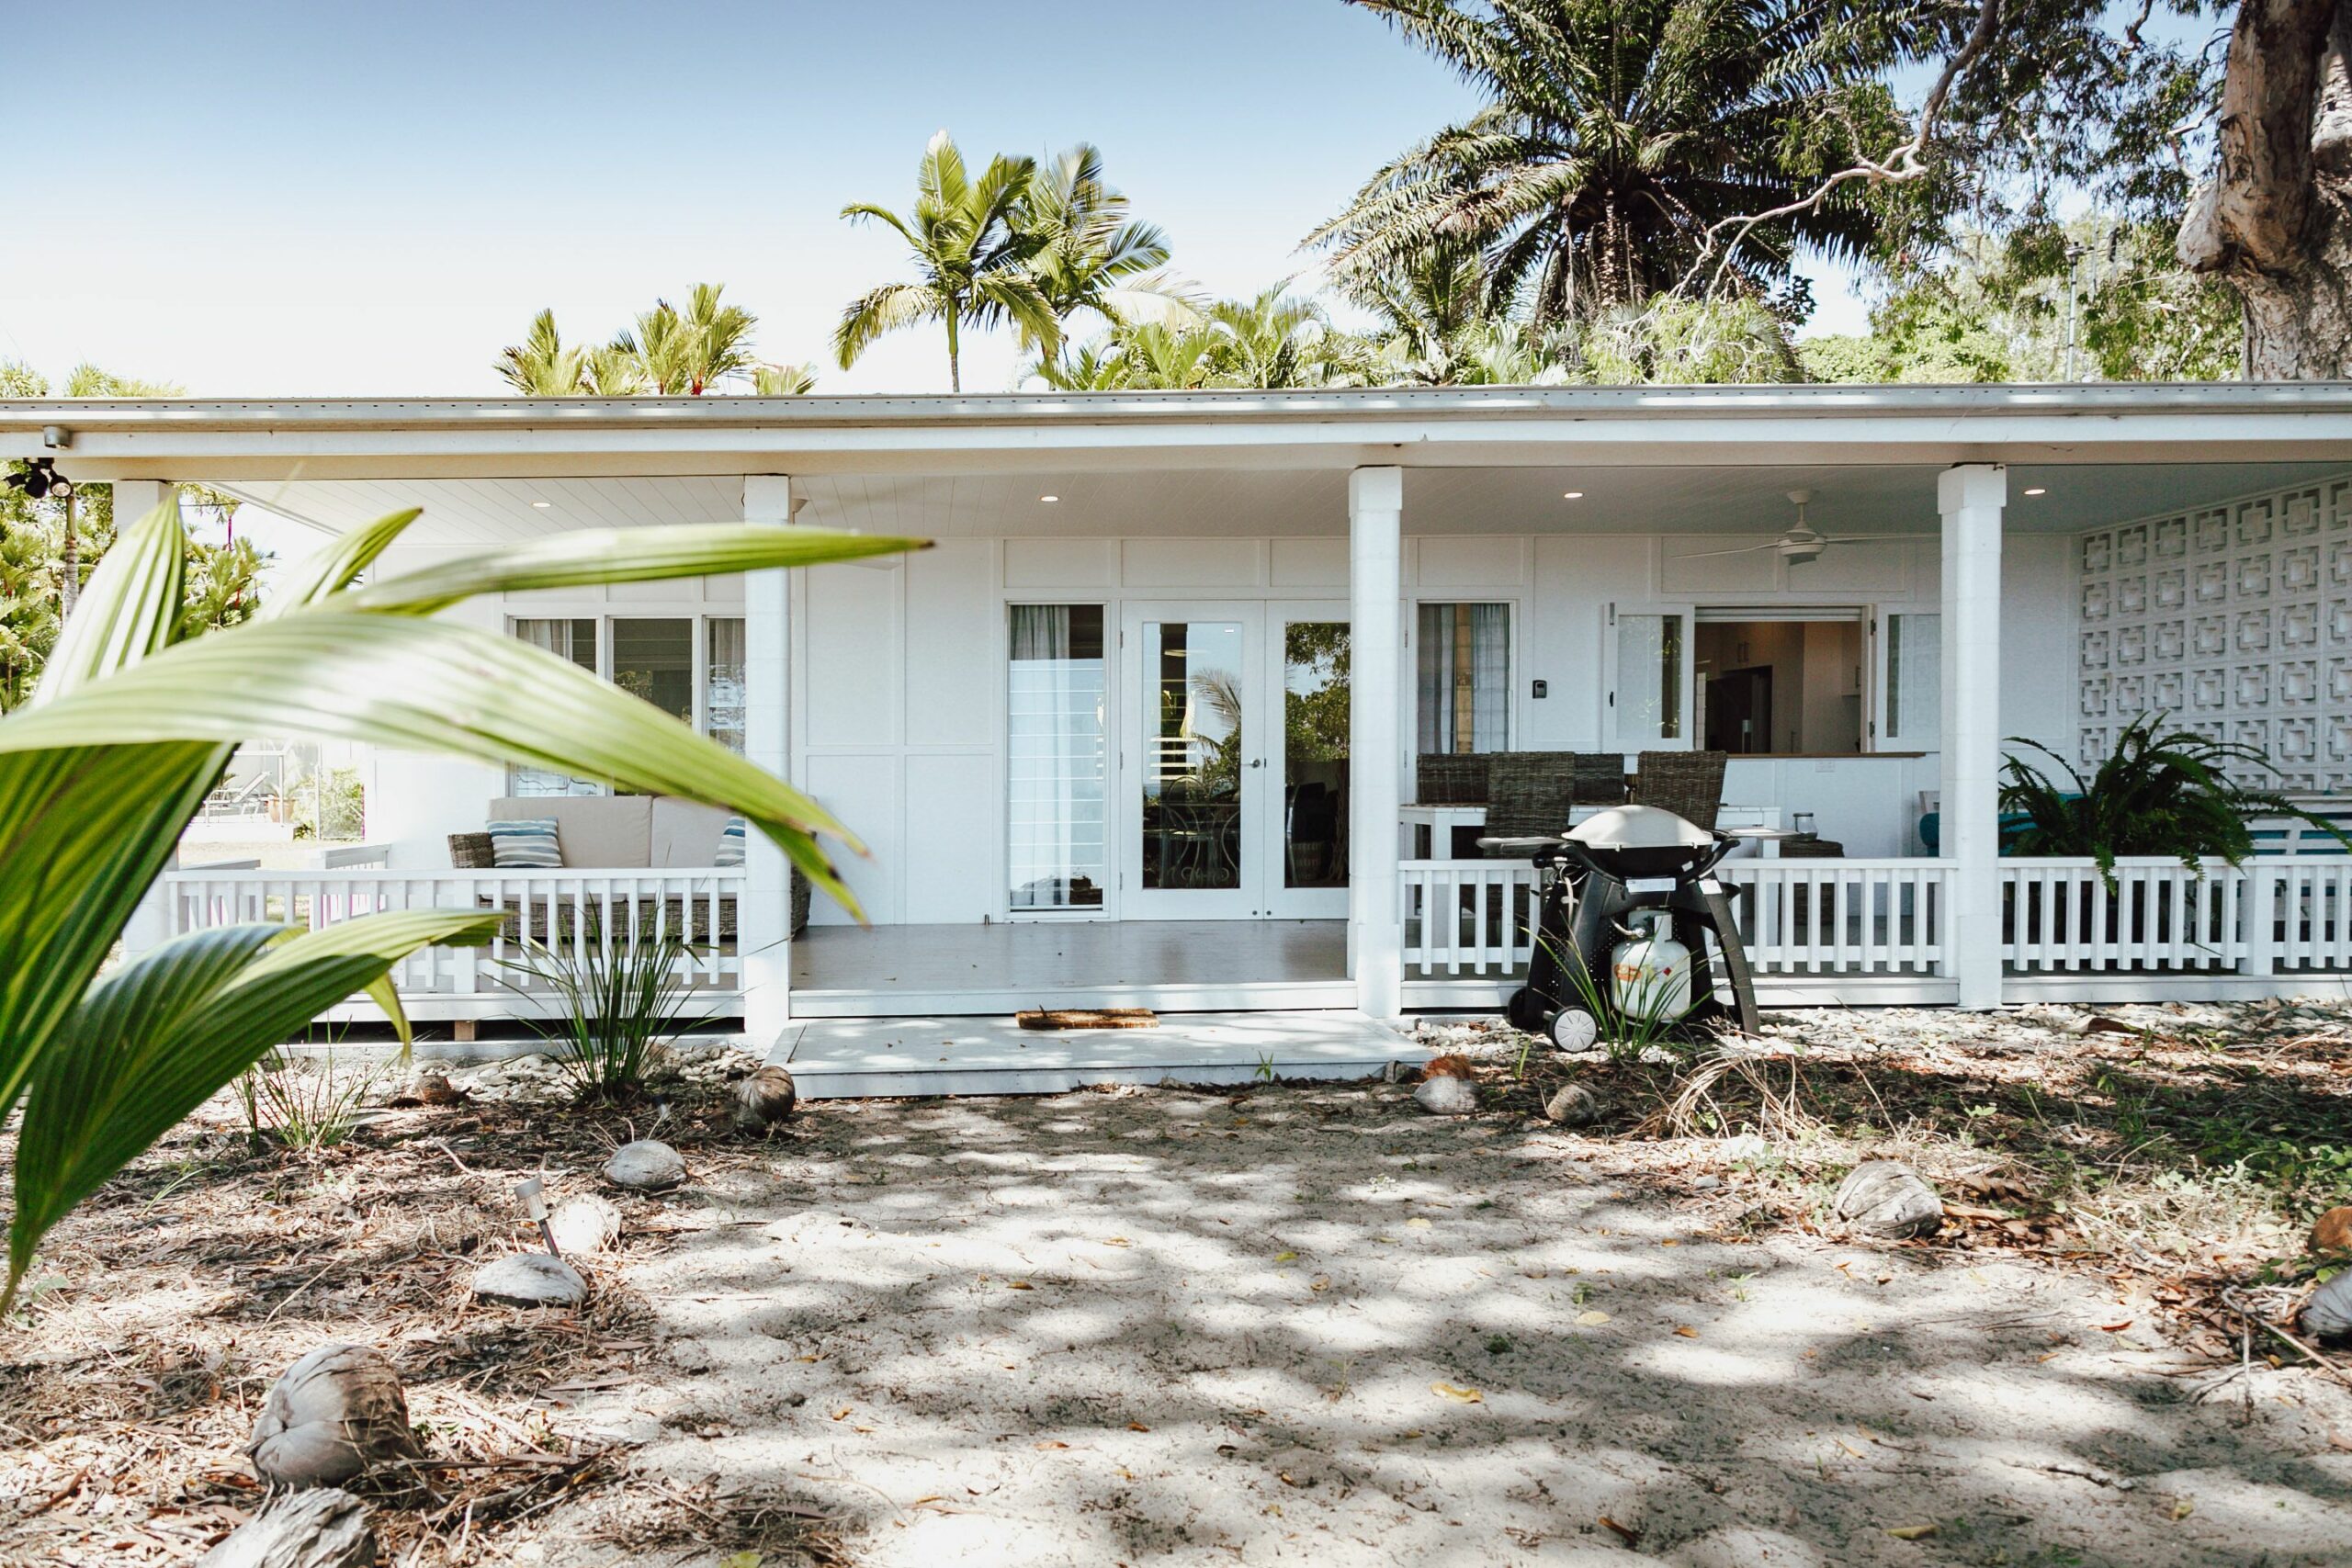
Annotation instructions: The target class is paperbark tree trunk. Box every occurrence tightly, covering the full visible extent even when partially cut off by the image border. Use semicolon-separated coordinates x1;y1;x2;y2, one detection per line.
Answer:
2179;0;2352;376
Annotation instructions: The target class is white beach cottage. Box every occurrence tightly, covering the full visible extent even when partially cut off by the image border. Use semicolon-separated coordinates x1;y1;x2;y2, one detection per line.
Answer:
6;385;2348;1088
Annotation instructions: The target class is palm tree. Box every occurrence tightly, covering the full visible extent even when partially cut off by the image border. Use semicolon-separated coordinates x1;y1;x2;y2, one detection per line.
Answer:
836;131;1058;392
1311;0;1895;324
753;363;819;395
583;340;649;396
495;310;588;396
1204;286;1367;389
1020;144;1196;353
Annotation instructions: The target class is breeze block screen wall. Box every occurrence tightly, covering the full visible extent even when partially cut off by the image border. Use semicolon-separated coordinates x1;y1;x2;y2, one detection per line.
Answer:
2075;474;2352;794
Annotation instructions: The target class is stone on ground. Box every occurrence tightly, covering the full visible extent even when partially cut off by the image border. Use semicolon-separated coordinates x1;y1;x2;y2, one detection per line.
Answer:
1414;1076;1477;1116
546;1193;623;1255
1832;1161;1944;1238
196;1488;376;1568
1544;1082;1600;1125
2304;1273;2352;1342
605;1138;686;1190
248;1344;419;1489
471;1253;589;1308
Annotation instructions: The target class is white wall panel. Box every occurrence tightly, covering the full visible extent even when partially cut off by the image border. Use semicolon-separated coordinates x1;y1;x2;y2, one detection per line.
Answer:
2000;534;2078;757
1417;536;1524;587
803;753;901;925
802;563;903;750
1272;536;1349;587
1662;541;1778;594
1526;536;1651;748
1123;536;1261;588
1791;539;1907;593
1005;536;1114;588
904;541;995;749
901;753;997;923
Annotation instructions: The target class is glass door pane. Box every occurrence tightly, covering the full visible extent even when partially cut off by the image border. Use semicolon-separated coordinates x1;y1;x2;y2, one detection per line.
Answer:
705;617;747;754
1008;605;1108;911
1613;609;1688;747
1139;619;1245;892
509;618;600;795
1282;619;1349;893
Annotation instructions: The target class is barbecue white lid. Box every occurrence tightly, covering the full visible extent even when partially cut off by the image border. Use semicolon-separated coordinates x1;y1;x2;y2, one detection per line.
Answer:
1566;804;1713;850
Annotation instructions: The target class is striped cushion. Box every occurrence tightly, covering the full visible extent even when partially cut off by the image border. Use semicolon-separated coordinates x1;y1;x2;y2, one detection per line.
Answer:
485;817;561;869
713;817;747;867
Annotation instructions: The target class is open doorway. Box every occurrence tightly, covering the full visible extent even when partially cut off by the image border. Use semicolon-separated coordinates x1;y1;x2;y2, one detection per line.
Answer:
1692;613;1863;755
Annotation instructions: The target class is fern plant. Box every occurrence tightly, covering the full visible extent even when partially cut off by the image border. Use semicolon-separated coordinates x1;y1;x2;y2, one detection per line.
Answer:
1999;714;2347;882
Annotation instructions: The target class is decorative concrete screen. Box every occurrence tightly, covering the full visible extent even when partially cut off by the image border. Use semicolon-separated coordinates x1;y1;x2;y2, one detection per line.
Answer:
2075;475;2352;794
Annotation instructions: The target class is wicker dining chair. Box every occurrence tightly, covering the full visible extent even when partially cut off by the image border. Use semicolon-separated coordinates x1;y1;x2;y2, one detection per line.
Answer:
1416;752;1490;805
1633;750;1729;830
1566;752;1628;810
1481;751;1575;853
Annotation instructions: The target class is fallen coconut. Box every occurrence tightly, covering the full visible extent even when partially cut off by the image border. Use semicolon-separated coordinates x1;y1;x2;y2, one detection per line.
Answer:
404;1070;464;1107
1414;1076;1477;1116
604;1138;686;1190
1419;1054;1477;1081
735;1064;798;1126
1543;1083;1600;1126
471;1253;588;1308
249;1344;420;1489
2310;1204;2352;1252
1832;1161;1944;1239
197;1487;375;1568
546;1193;623;1254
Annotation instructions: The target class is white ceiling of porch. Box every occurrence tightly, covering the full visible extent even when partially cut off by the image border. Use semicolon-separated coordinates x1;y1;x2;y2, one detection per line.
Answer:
224;459;2352;545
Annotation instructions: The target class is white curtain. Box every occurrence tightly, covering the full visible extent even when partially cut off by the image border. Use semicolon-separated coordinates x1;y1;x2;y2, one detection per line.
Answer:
1417;603;1511;753
1889;613;1941;745
510;619;598;794
1008;606;1104;910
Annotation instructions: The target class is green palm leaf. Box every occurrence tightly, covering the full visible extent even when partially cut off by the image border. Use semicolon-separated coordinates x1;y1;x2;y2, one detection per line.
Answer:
7;910;503;1303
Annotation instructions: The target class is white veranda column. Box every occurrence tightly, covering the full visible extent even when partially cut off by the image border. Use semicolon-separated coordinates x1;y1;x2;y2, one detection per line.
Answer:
1938;464;2006;1009
1349;467;1405;1021
739;475;796;1048
111;479;173;957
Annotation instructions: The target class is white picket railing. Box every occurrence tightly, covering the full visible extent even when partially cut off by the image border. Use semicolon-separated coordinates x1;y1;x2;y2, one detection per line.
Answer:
156;866;746;1001
1998;857;2243;972
1401;857;1953;978
1721;860;1950;975
2269;859;2352;972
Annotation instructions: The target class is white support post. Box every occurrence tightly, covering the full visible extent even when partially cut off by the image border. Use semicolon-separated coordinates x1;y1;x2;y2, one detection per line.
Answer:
740;475;796;1048
109;478;167;521
2240;863;2277;978
1349;467;1405;1021
1938;464;2006;1008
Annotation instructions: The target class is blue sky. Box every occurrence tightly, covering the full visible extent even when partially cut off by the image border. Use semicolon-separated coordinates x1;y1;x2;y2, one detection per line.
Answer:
9;0;1871;398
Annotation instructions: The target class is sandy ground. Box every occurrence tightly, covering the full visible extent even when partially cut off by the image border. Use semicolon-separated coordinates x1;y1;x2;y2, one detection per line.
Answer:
519;1080;2352;1568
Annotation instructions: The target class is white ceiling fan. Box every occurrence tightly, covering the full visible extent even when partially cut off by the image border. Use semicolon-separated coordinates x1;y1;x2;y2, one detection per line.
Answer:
1679;490;1912;565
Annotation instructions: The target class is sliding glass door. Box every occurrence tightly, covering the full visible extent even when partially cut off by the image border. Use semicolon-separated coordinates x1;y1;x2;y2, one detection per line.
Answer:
1267;606;1349;919
1125;604;1259;918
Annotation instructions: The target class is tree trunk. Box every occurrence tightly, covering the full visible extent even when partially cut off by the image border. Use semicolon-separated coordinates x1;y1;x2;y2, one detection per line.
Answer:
2178;0;2352;376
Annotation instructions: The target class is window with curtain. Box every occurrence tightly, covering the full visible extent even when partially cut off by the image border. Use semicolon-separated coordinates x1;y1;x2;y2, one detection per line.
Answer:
506;615;744;793
509;619;602;795
1885;612;1941;747
704;617;747;754
1008;604;1108;910
1416;603;1511;754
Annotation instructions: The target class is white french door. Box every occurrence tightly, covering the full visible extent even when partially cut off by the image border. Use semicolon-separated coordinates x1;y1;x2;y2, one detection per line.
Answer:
1117;603;1350;919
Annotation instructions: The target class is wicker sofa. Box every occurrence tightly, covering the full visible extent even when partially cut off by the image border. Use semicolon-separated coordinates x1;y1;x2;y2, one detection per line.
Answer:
447;795;809;941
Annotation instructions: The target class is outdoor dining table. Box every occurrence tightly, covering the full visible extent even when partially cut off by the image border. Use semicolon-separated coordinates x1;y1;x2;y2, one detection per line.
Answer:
1398;802;1788;858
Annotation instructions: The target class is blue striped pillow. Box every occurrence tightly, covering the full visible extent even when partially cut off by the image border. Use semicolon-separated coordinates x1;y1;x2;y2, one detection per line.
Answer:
485;817;561;869
714;817;747;867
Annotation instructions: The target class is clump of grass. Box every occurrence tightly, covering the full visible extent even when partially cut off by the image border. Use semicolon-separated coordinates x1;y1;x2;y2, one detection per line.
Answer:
237;1047;385;1152
503;923;707;1101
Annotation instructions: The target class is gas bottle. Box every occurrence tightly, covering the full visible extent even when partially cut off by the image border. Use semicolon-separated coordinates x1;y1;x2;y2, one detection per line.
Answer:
1611;910;1691;1022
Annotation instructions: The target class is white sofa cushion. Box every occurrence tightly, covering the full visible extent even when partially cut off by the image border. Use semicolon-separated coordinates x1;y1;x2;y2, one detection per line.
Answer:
492;795;653;868
651;796;734;867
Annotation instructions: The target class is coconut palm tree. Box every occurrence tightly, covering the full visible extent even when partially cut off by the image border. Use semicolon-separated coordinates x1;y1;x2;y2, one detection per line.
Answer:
495;310;589;396
753;363;819;395
1019;144;1196;351
1312;0;1896;324
836;131;1058;392
615;284;759;395
1204;286;1368;389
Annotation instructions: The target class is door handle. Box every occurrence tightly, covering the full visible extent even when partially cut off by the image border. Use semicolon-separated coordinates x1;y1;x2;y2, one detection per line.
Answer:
1249;758;1264;768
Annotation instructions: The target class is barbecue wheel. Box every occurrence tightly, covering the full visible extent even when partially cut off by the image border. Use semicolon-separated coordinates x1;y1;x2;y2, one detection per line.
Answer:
1549;1008;1600;1054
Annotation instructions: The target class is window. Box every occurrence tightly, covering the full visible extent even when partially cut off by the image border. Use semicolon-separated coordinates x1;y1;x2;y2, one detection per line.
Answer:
1883;612;1940;748
1416;603;1511;753
1613;610;1686;747
506;615;746;795
1690;612;1864;755
1008;605;1108;910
